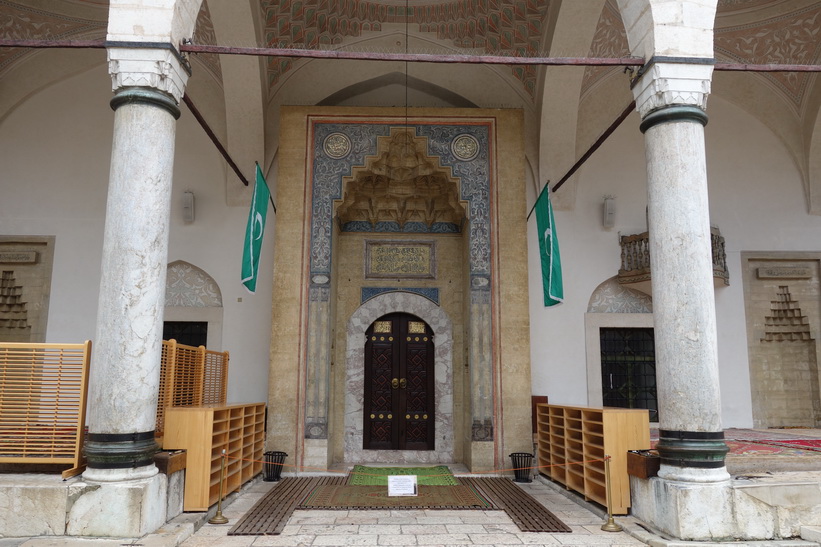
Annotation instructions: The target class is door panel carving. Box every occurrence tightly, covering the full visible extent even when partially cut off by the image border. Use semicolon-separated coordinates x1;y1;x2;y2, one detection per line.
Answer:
364;313;435;450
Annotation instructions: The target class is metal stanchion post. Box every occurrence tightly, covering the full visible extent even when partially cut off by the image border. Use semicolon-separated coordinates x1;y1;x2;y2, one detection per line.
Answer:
601;455;623;532
209;449;229;525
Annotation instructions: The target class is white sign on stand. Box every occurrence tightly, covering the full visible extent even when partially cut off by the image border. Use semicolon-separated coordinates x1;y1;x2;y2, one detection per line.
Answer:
387;475;418;496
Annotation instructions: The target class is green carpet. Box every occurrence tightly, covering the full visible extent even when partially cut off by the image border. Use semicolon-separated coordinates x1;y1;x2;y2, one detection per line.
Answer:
349;465;458;486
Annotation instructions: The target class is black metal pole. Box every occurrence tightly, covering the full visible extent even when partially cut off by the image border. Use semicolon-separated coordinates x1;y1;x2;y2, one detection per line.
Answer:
527;99;636;221
182;93;249;186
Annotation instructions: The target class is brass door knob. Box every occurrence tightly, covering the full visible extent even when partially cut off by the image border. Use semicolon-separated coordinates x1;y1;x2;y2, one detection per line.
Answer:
391;378;399;389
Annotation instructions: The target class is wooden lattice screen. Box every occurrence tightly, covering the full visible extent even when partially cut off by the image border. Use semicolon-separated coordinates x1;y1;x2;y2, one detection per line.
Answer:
202;348;229;404
0;341;91;478
155;340;228;437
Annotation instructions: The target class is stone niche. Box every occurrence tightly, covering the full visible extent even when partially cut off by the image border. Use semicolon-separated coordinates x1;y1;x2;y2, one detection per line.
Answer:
0;236;55;343
742;252;821;428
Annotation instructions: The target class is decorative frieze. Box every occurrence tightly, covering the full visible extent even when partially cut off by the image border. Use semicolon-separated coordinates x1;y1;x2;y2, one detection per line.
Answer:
361;287;440;305
757;267;812;279
632;61;713;119
365;240;435;279
107;46;191;103
0;251;37;264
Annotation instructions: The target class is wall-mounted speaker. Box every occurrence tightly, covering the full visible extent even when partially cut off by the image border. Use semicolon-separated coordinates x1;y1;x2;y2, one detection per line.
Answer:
602;197;615;228
182;191;195;223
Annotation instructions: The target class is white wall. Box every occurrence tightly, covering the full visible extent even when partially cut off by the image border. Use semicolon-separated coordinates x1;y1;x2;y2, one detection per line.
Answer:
0;63;273;405
527;109;648;408
705;95;820;426
0;64;111;343
5;57;820;428
527;92;821;428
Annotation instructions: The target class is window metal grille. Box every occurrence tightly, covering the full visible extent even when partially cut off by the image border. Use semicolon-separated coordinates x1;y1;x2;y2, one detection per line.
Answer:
163;321;208;348
600;328;657;419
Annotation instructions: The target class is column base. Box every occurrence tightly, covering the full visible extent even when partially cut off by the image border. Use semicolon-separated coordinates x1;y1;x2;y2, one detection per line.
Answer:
656;429;729;475
303;438;328;473
631;474;821;540
630;475;735;540
84;431;160;473
67;473;168;537
469;440;495;473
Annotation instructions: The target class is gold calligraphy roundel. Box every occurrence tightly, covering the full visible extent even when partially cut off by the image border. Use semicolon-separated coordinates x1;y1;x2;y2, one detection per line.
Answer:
451;134;479;161
324;132;351;159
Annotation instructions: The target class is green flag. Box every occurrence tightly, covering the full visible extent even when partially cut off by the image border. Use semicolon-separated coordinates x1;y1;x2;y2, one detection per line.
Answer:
535;187;563;306
241;164;271;293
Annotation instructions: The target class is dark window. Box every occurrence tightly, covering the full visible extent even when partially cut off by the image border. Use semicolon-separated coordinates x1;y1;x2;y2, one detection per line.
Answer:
600;328;657;420
163;321;208;348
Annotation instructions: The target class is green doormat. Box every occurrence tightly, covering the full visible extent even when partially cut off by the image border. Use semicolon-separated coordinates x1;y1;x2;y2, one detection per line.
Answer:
349;465;458;486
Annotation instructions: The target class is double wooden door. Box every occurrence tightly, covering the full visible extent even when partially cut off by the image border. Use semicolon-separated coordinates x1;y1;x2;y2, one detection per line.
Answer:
363;313;435;451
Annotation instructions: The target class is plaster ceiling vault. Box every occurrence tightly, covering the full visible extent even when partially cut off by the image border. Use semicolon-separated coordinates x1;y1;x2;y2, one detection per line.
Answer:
1;0;820;208
2;1;818;105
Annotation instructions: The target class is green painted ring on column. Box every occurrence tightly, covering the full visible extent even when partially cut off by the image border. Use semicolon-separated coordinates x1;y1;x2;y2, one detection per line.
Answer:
85;430;160;469
640;105;708;134
110;88;181;120
656;429;729;469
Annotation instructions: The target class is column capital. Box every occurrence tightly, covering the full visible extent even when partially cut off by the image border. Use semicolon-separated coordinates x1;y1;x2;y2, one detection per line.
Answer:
107;43;191;103
632;58;714;119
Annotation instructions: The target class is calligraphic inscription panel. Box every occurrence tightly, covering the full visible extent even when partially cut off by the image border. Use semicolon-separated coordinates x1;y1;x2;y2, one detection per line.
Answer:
365;241;435;279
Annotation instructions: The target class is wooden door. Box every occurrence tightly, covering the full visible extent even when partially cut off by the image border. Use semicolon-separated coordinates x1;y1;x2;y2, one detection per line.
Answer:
363;313;435;451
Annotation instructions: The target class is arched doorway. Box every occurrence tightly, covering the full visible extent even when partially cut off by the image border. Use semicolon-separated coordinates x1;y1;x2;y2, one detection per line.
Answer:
344;291;453;464
363;313;436;451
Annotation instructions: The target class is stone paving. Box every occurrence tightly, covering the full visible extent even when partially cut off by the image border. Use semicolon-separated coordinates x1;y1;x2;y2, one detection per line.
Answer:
6;475;821;546
176;477;644;547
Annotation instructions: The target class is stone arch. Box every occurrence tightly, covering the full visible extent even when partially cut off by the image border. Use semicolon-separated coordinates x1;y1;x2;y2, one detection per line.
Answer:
587;277;653;314
344;291;454;463
585;277;654;407
164;260;224;349
615;0;717;59
319;72;478;108
165;260;222;307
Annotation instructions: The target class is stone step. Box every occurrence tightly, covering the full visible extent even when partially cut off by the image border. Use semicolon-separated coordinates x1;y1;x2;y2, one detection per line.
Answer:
802;526;821;543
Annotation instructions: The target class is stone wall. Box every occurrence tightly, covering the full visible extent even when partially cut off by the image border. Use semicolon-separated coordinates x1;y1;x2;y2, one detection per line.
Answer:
742;252;821;428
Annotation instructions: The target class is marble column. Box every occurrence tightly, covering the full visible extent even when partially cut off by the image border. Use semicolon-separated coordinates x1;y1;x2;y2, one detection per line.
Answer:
84;46;190;481
633;61;729;482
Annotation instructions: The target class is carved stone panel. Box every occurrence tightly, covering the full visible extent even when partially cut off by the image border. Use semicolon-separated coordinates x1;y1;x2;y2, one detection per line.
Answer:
742;253;821;428
365;240;436;279
0;236;55;343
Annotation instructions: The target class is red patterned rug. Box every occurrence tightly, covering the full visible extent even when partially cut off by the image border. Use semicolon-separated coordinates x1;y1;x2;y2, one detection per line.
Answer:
650;429;821;457
752;439;821;452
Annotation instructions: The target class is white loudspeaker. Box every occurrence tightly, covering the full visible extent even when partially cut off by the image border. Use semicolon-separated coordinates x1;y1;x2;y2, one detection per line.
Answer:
182;191;195;223
602;197;615;228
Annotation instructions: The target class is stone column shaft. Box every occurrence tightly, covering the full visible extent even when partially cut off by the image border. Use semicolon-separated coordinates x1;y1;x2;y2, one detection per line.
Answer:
85;91;179;479
635;62;729;481
85;45;188;480
646;120;720;430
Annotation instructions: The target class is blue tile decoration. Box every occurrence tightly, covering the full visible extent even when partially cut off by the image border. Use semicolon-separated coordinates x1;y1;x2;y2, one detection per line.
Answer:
362;287;440;306
309;121;490;278
416;124;491;277
341;221;461;233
